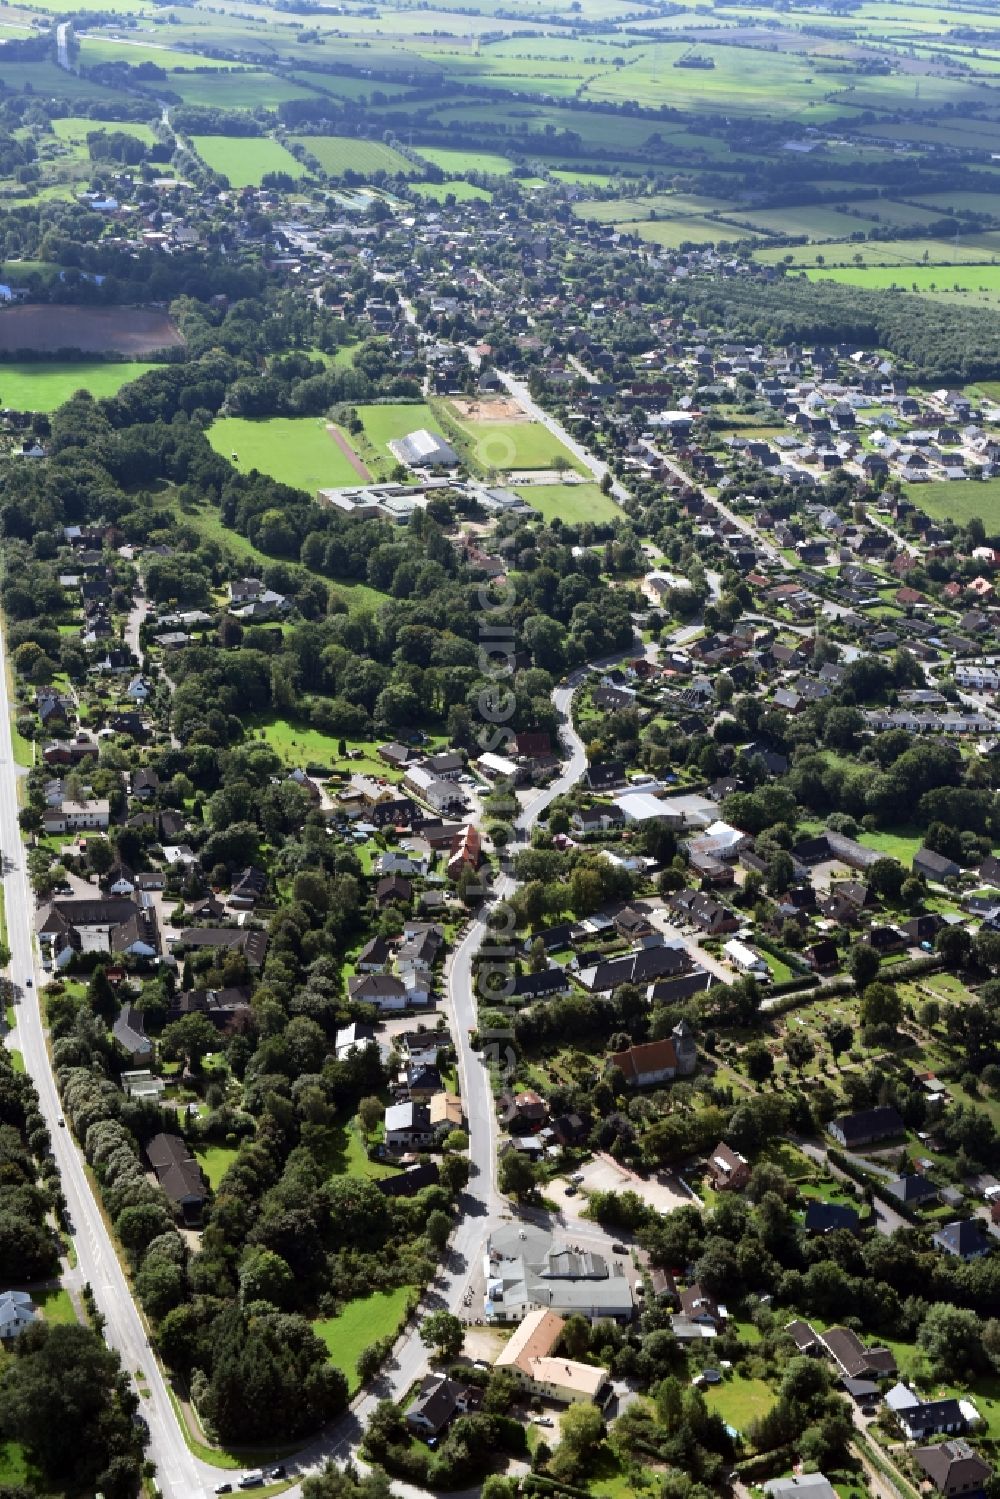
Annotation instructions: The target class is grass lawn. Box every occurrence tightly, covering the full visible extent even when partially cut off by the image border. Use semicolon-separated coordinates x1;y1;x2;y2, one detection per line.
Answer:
704;1374;776;1436
195;1144;239;1190
191;135;308;188
10;717;35;769
7;1049;23;1073
327;1118;399;1181
858;827;924;864
516;482;620;523
36;1287;78;1325
207;416;363;493
0;360;164;411
0;1442;40;1490
252;719;396;771
314;1285;414;1393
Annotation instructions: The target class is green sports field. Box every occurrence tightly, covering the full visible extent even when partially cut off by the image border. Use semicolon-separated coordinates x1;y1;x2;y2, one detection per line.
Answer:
448;415;582;472
191;135;307;188
516;482;621;524
0;361;164;411
207;416;365;491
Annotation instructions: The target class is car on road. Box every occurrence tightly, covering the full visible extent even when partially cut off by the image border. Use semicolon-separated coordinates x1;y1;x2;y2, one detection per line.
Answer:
611;1242;628;1254
238;1473;264;1489
570;1172;584;1184
57;1118;65;1127
270;1467;287;1481
533;1417;553;1427
213;1485;232;1495
565;1185;577;1196
25;978;31;988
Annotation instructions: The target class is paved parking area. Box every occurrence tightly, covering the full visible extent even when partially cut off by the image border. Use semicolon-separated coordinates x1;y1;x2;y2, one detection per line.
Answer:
571;1157;696;1214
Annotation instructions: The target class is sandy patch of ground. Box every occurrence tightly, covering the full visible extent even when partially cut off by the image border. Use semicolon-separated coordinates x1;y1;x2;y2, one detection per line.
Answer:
450;396;526;423
574;1156;697;1213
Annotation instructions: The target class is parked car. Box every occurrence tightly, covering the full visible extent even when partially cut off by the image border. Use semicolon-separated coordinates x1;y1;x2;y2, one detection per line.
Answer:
565;1185;577;1196
238;1473;264;1490
570;1172;585;1184
214;1485;233;1495
270;1468;287;1481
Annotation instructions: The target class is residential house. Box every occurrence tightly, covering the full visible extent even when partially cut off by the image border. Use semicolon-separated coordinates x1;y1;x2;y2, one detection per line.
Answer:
384;1100;435;1150
707;1142;750;1192
805;1201;860;1235
0;1290;37;1340
348;973;411;1012
763;1477;838;1499
145;1133;206;1224
818;1326;897;1380
113;1003;151;1065
914;1440;992;1498
886;1174;940;1208
897;1398;967;1441
933;1221;993;1261
405;1375;479;1437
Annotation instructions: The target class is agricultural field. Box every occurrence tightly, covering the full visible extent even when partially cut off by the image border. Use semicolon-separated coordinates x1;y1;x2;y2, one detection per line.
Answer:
50;116;157;148
414;146;514;175
621;216;743;249
0;360;164;411
207;416;365;492
168;70;318;108
291;135;416;179
0;306;182;355
805;263;1000;306
412;178;491;202
190;135;307;188
897;477;1000;526
755;238;1000;268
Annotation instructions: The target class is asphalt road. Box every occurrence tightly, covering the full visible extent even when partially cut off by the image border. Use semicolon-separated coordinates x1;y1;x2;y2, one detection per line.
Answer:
0;614;206;1499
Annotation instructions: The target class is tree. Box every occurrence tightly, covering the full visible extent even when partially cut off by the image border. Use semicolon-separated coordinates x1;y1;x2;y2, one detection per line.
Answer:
358;1096;383;1135
849;943;880;990
859;981;901;1031
239;1248;295;1309
425;1210;452;1251
551;1402;604;1481
561;1314;590;1358
868;857;905;901
918;1303;984;1382
419;1310;463;1361
88;966;116;1023
159;1011;219;1074
0;1322;142;1496
825;1018;853;1065
765;850;794;896
498;1148;538;1198
744;1042;774;1084
937;924;973;969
